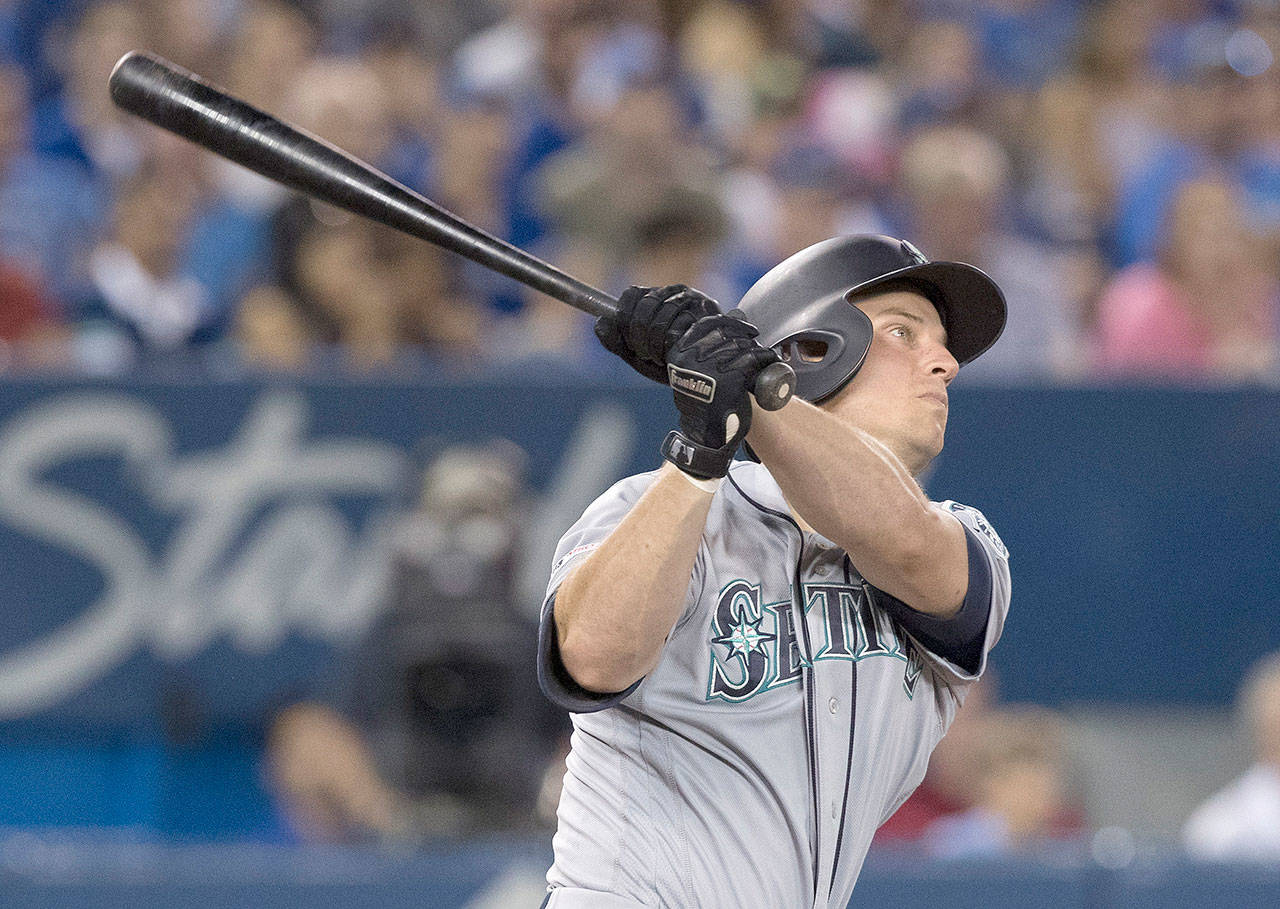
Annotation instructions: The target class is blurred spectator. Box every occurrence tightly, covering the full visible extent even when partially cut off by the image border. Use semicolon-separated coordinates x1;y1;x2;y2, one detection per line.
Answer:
1183;651;1280;862
1070;0;1168;197
464;0;670;267
266;700;408;844
676;0;771;145
0;258;59;360
0;61;104;312
435;94;514;231
262;58;398;370
896;124;1085;381
526;57;719;358
262;195;485;370
965;0;1084;92
266;443;566;841
80;165;207;365
1106;5;1280;270
152;1;325;355
536;77;719;271
894;18;983;130
769;141;878;260
141;0;238;82
364;35;444;195
627;193;730;293
805;67;899;189
37;1;153;177
267;202;394;370
431;87;521;316
248;57;487;369
188;0;317;222
233;285;314;371
876;672;998;842
223;0;319;115
921;705;1080;858
1094;176;1279;381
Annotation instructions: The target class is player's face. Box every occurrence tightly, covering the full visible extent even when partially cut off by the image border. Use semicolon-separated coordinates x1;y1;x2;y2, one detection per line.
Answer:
822;290;959;475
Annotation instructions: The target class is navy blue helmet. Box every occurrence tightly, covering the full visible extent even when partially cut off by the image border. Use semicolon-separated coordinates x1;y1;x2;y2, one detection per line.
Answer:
736;235;1007;402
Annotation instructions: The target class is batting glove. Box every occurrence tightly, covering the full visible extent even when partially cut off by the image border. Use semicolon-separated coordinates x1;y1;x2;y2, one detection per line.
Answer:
660;311;781;480
595;284;720;384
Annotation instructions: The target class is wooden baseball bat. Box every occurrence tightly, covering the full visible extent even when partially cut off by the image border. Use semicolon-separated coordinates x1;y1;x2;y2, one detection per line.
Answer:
107;51;795;410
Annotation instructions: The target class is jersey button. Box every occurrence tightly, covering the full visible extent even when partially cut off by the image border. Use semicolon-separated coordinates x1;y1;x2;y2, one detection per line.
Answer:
828;697;838;714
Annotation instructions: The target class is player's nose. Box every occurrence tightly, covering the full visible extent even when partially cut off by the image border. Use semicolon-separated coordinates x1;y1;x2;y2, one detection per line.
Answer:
925;338;959;384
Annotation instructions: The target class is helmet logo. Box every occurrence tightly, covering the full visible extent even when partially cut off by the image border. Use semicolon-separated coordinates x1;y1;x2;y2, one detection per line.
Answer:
899;240;928;265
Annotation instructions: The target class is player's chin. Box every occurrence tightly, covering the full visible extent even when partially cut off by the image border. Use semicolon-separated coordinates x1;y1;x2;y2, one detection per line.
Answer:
898;430;944;476
916;425;947;464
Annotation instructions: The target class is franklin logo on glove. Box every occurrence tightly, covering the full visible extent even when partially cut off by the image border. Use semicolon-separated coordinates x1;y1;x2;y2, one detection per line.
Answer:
667;366;716;402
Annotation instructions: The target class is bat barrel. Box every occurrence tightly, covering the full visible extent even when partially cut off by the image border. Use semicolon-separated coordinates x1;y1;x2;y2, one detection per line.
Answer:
108;51;617;317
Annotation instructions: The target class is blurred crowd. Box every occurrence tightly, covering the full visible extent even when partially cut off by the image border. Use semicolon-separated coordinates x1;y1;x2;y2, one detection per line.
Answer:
1;0;1279;381
265;442;568;843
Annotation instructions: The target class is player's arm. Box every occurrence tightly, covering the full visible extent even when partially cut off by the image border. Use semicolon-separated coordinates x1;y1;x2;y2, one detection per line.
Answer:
747;399;969;618
553;463;714;694
554;287;780;695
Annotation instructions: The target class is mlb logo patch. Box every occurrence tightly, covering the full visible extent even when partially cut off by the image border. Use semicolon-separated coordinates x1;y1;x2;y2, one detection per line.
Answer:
948;502;1008;558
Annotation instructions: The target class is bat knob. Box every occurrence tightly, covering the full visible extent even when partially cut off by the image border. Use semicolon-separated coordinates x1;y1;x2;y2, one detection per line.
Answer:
753;361;796;411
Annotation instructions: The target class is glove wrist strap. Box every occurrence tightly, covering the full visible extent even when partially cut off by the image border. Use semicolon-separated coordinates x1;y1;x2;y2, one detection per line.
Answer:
660;430;735;480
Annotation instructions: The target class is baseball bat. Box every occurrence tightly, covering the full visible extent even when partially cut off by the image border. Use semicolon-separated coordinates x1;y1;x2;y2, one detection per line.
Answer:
107;51;795;410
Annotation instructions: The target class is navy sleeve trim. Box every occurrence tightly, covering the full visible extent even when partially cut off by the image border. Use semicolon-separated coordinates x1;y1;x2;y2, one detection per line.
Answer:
871;525;993;675
537;591;642;713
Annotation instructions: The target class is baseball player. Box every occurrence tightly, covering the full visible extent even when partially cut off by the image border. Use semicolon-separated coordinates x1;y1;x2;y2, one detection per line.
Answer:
537;235;1011;908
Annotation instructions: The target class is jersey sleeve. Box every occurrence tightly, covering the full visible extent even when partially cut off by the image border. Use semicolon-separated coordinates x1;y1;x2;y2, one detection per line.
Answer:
875;501;1011;681
537;470;693;713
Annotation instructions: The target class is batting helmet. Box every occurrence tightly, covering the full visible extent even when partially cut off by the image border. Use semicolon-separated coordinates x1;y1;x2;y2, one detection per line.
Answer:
736;234;1007;402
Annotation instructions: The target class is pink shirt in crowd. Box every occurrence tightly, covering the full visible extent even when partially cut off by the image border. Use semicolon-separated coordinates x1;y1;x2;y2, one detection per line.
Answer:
1093;263;1278;379
1093;264;1212;377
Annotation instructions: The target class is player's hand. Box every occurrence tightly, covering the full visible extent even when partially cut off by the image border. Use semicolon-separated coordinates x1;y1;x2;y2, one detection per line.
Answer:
595;284;720;383
660;311;782;479
266;703;411;844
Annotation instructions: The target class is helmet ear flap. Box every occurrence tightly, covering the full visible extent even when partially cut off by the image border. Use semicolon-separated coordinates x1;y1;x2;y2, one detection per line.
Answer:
809;305;874;403
848;304;874;363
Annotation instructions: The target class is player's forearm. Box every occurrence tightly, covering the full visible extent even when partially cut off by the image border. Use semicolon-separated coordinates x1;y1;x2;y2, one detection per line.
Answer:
554;463;713;693
747;399;967;614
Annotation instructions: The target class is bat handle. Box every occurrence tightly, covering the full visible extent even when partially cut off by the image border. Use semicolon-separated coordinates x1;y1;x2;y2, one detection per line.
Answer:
753;361;795;411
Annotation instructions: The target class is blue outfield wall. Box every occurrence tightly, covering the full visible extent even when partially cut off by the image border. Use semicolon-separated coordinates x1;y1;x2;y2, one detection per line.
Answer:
0;374;1277;835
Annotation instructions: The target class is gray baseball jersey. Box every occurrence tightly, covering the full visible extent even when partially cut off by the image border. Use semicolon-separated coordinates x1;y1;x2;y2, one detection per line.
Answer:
537;460;1011;908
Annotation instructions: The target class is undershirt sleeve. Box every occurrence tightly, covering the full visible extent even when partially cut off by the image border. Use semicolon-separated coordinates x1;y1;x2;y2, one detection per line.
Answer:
872;525;993;676
538;590;643;713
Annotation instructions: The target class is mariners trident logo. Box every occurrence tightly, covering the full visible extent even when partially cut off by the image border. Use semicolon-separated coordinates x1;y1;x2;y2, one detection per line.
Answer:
706;579;923;702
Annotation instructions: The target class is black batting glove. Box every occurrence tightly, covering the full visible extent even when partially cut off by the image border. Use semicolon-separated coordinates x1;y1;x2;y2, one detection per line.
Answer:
595;284;720;384
660;311;782;480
